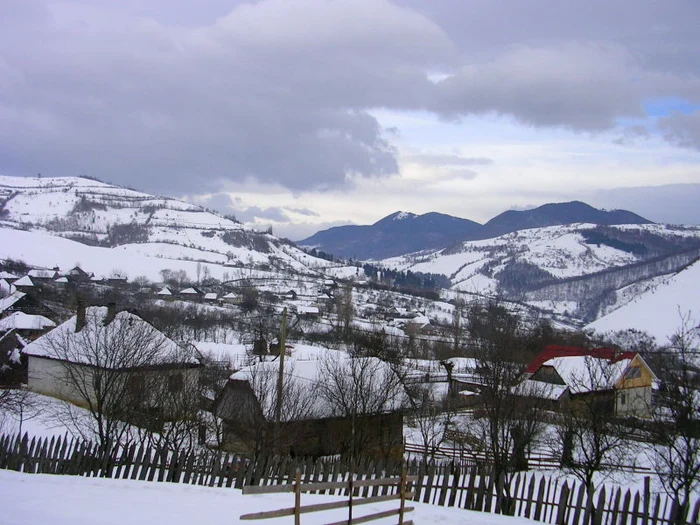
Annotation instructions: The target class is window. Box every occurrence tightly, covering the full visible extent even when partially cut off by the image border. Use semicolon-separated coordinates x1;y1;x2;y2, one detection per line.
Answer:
168;373;183;392
127;375;145;406
624;367;641;380
619;392;626;405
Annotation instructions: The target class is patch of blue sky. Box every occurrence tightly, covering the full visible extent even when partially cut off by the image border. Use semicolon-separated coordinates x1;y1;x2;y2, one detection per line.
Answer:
643;97;700;117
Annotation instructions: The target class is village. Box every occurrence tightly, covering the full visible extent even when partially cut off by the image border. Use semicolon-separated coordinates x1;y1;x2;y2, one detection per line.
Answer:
1;259;698;525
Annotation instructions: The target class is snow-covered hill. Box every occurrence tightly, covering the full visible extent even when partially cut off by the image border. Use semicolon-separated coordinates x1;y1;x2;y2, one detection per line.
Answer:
2;175;697;334
381;223;700;325
586;259;700;341
0;175;335;281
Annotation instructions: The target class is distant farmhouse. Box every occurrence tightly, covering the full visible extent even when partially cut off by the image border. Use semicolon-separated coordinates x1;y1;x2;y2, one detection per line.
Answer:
517;345;658;418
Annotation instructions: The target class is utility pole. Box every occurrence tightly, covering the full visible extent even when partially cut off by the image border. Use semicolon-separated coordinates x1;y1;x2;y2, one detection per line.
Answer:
274;307;288;452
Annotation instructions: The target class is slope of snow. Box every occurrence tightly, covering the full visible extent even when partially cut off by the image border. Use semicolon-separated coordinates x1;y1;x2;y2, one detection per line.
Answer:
0;175;333;275
383;224;647;290
1;469;539;525
587;260;700;341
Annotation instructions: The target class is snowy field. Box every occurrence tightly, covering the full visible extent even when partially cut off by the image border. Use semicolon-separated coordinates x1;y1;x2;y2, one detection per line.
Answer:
586;259;700;341
0;468;539;525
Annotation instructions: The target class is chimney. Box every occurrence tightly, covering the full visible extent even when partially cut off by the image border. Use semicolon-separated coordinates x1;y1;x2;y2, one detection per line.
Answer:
75;300;86;332
104;302;117;325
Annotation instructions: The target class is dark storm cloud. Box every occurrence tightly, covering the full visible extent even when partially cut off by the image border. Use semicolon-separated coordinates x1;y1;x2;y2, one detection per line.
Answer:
0;0;452;194
434;43;646;130
0;0;698;196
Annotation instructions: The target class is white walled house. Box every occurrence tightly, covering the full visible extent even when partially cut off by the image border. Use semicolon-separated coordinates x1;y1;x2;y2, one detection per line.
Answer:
23;305;202;415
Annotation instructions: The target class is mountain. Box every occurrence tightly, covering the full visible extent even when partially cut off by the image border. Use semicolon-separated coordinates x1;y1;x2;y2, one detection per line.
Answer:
301;201;652;261
1;175;695;337
299;211;482;260
481;201;652;239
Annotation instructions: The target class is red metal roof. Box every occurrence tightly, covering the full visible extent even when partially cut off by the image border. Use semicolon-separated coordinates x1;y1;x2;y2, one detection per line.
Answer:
525;344;636;374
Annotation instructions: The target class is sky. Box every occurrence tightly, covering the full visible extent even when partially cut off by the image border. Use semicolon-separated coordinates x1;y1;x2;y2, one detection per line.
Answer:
1;0;699;239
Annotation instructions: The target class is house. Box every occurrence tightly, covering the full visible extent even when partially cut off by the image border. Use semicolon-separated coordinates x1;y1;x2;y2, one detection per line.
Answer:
204;292;218;303
54;276;70;287
0;312;56;332
0;271;19;282
104;276;128;288
22;304;202;415
27;269;58;282
221;292;238;304
13;276;36;292
156;287;174;300
214;351;406;459
518;345;658;418
66;266;92;284
180;287;204;302
293;304;320;317
0;292;55;320
0;312;56;386
0;278;16;296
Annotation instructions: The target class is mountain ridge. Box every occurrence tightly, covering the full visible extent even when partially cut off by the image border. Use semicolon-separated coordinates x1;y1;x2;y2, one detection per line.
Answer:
300;201;652;260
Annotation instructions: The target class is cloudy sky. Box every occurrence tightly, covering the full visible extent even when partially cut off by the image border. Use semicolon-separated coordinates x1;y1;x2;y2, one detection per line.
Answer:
1;0;699;239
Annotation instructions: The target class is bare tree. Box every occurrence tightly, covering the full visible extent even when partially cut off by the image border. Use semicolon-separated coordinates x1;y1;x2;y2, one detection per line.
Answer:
453;300;549;514
0;388;42;435
649;312;700;523
218;360;316;460
332;283;354;340
318;353;406;462
548;354;631;498
38;306;198;453
406;382;452;461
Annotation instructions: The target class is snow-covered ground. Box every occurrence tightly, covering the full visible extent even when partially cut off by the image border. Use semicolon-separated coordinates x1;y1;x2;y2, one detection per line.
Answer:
1;468;540;525
586;259;700;342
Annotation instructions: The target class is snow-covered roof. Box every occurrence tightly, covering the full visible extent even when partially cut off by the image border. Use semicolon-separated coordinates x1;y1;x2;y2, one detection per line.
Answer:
192;341;251;369
0;292;27;314
0;271;18;280
229;350;406;420
541;355;633;394
0;312;56;332
204;293;217;300
296;305;319;314
0;279;16;295
512;379;568;400
13;276;35;287
23;306;198;367
55;276;69;283
222;292;237;299
157;287;172;295
180;287;200;295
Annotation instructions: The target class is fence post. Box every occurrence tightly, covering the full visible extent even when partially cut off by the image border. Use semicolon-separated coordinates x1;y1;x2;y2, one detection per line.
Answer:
593;486;606;525
294;469;301;525
399;466;407;525
556;482;570;525
642;477;650;525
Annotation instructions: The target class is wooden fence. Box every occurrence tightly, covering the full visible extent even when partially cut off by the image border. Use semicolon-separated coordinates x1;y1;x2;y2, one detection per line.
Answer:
1;432;698;525
404;442;655;475
240;470;415;525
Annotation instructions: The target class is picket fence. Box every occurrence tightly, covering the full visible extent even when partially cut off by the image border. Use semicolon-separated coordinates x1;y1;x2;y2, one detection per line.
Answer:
1;432;698;525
